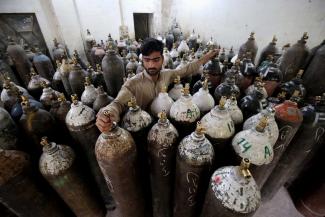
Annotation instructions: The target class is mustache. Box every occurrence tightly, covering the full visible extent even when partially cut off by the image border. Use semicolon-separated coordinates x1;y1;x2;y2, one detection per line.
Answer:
148;68;158;71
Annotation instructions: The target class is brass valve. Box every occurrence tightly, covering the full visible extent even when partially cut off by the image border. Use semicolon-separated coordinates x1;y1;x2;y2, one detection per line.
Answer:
195;121;206;135
302;32;309;40
256;116;268;132
56;60;61;68
71;94;78;104
84;76;91;86
40;137;50;147
58;93;66;102
240;158;252;178
128;96;137;109
21;95;30;107
272;35;277;43
72;57;78;65
296;69;304;78
277;91;286;100
158;110;167;121
161;85;167;93
203;79;209;90
219;96;227;109
181;83;190;96
30;68;37;76
40;80;48;88
249;32;255;39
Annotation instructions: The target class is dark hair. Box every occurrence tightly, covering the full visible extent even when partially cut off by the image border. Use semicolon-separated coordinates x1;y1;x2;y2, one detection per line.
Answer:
140;38;163;56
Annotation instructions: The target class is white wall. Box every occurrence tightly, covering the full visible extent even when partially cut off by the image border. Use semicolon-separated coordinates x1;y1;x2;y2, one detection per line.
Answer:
1;0;325;63
170;0;325;57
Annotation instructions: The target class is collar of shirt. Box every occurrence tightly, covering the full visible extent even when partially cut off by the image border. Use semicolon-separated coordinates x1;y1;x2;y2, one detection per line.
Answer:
142;68;161;82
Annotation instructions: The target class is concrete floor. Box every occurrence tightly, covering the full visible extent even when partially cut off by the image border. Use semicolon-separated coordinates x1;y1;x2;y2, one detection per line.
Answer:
254;187;303;217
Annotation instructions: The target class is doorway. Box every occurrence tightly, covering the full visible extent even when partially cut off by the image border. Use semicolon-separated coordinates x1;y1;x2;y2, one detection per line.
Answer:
133;13;153;41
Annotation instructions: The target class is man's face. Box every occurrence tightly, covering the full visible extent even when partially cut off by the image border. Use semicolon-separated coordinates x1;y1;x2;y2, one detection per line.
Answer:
142;51;163;76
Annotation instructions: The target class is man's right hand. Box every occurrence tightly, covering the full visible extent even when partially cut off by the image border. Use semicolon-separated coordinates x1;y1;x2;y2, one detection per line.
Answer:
96;108;117;132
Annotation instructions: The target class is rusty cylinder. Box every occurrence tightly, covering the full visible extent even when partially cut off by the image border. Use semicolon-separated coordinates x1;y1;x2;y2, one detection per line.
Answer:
147;111;179;217
0;149;68;217
251;91;303;188
39;137;105;217
95;112;146;217
173;122;215;217
200;159;261;217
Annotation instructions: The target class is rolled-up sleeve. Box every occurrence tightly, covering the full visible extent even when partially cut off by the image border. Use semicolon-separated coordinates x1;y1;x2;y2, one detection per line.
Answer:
103;82;134;123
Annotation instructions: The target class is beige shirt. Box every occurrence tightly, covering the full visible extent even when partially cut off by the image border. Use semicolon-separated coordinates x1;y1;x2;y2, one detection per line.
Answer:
104;60;201;122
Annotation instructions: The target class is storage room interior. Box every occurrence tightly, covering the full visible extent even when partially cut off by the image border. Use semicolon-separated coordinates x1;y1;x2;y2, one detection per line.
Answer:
0;0;324;216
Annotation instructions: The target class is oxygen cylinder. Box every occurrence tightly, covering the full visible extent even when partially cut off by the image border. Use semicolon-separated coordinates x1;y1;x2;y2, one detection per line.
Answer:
102;42;125;97
65;94;114;210
147;111;179;217
170;83;200;138
232;116;274;168
81;76;98;107
240;84;269;120
259;59;283;96
60;58;72;96
173;122;215;217
93;86;113;113
6;37;32;87
121;96;153;215
27;68;50;99
252;91;303;188
39;81;59;110
280;32;310;82
192;79;215;116
243;107;279;147
150;85;174;118
33;48;55;81
95;112;145;217
214;76;240;103
168;76;183;101
19;95;57;157
69;58;86;98
200;96;235;167
0;149;69;217
200;158;261;217
52;61;66;94
303;40;325;99
238;32;258;63
262;97;325;201
39;137;105;217
0;106;18;150
258;36;280;65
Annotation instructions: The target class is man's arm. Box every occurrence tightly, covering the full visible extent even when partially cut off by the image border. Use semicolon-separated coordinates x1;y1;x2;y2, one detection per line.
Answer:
167;49;219;82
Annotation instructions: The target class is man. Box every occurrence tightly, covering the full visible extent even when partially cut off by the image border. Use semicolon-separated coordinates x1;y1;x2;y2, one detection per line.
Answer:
96;38;218;132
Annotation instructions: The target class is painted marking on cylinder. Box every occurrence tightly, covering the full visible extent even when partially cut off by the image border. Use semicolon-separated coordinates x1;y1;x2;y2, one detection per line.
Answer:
158;147;170;177
275;125;293;151
315;127;325;143
237;138;252;153
264;146;271;159
186;172;199;207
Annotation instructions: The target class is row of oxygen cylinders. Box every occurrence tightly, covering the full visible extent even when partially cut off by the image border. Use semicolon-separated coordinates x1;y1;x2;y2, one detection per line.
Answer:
1;32;325;217
1;81;325;217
